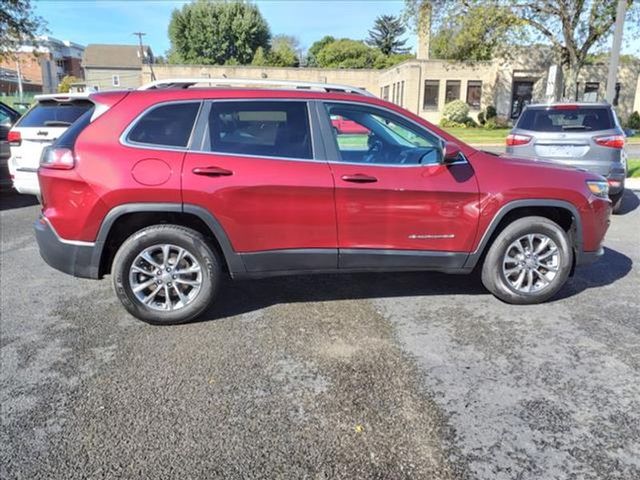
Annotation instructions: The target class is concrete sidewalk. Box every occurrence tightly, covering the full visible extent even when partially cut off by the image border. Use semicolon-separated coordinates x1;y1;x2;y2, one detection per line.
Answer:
626;177;640;191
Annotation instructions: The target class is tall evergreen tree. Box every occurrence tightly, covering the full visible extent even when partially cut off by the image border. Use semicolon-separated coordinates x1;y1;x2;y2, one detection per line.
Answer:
366;15;410;56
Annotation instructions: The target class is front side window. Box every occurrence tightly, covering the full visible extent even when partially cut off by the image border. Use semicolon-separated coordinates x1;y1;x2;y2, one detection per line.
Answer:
325;102;441;165
207;101;312;159
127;102;200;148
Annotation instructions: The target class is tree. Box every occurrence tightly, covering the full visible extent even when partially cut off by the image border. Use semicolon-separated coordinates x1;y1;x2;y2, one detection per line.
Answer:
405;0;640;96
168;0;270;65
315;39;379;69
268;35;299;67
0;0;46;60
430;4;522;61
366;14;410;55
57;75;80;93
307;35;335;67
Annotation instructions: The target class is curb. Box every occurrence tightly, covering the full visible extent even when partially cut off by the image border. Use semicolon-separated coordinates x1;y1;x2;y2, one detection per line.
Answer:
625;177;640;191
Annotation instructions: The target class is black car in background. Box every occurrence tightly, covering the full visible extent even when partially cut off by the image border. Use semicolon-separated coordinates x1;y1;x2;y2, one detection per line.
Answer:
1;102;21;191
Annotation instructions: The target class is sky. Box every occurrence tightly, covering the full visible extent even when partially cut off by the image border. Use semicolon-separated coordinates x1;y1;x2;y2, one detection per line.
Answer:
33;0;640;58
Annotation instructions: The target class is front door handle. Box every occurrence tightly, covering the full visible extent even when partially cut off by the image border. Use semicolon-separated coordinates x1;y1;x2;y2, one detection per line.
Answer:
341;173;377;183
192;166;233;177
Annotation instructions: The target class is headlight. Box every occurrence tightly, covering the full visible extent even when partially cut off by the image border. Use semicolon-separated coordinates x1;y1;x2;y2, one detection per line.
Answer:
586;180;609;198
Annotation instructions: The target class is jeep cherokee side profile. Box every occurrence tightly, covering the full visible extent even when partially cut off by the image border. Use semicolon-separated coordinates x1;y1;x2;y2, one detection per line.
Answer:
34;79;611;324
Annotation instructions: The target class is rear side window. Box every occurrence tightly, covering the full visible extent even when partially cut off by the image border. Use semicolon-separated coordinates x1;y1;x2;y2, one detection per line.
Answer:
127;102;200;148
17;100;93;127
516;107;614;132
207;101;312;159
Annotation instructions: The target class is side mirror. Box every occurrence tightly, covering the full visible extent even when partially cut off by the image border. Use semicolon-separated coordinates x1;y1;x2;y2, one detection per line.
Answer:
442;141;461;164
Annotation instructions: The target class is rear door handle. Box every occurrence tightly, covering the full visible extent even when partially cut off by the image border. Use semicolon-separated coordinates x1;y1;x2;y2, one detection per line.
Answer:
192;166;233;177
341;173;378;183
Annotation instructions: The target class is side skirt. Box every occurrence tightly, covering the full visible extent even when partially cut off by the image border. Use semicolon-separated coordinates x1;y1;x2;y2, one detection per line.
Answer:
235;248;471;279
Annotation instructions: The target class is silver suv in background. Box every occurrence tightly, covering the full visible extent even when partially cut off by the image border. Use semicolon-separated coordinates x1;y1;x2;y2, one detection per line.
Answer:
506;103;627;213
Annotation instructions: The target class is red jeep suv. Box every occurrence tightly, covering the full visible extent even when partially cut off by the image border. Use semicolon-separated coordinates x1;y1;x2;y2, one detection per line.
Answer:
35;79;611;324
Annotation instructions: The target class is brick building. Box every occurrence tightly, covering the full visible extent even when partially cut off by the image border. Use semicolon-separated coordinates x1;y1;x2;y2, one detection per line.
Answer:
0;36;84;94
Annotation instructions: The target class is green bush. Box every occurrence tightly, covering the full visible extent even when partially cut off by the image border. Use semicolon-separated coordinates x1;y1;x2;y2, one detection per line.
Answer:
477;110;486;125
442;100;470;123
484;117;510;129
463;116;478;127
626;111;640;130
439;117;467;128
485;105;497;120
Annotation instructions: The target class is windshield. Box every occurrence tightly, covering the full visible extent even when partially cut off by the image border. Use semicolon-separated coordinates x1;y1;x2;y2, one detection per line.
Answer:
516;107;614;132
17;100;93;128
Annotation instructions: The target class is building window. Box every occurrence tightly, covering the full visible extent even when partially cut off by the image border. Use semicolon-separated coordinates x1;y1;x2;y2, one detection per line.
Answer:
445;80;461;103
382;85;389;101
112;75;120;87
584;82;599;102
400;81;404;107
392;83;397;104
423;80;439;110
466;81;482;109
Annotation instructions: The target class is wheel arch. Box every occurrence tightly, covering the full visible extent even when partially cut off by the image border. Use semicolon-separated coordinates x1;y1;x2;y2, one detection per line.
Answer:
464;199;582;270
93;203;245;278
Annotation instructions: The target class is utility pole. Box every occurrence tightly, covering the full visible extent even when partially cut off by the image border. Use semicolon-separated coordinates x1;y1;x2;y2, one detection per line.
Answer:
605;0;626;104
15;61;23;102
133;32;156;82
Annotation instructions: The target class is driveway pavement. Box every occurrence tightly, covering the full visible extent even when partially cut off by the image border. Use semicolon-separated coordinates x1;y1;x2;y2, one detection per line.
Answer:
1;191;639;479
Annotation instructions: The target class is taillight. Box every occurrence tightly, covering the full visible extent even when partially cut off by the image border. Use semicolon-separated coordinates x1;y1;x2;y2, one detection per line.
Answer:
506;133;532;146
40;147;75;170
8;130;21;146
594;135;625;149
552;104;578;110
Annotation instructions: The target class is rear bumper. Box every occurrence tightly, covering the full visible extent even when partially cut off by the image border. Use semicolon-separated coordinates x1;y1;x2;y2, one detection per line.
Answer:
34;215;100;279
11;168;40;196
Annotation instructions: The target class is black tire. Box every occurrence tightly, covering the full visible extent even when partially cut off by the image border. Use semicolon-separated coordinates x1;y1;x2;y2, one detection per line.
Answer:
112;224;221;325
610;190;624;214
481;216;573;305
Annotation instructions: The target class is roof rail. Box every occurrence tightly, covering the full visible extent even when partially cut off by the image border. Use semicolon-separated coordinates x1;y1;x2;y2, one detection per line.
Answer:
138;77;376;97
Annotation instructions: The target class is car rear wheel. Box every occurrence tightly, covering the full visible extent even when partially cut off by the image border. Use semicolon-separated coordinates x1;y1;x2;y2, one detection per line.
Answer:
481;216;573;304
112;225;221;325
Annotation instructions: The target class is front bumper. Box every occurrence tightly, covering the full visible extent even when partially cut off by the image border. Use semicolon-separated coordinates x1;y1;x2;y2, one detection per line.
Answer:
34;216;101;279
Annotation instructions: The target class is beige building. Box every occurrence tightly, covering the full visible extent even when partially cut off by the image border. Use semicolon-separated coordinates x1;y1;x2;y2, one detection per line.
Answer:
139;56;640;124
83;44;153;92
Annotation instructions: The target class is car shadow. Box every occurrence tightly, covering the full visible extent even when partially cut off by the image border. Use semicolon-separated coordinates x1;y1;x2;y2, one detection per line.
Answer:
616;189;639;215
196;246;632;321
0;191;39;211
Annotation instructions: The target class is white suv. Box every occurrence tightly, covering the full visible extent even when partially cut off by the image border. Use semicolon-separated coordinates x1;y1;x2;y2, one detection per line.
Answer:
8;93;93;196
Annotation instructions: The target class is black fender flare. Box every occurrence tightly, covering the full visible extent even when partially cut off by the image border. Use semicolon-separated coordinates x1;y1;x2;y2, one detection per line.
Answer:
91;203;245;277
463;199;583;269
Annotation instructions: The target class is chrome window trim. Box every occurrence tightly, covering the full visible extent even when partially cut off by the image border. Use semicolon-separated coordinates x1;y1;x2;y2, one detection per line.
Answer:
119;100;204;152
202;98;317;161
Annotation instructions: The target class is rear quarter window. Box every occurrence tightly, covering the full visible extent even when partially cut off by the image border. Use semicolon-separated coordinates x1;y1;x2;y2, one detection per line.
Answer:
127;102;201;148
17;100;93;128
516;107;614;132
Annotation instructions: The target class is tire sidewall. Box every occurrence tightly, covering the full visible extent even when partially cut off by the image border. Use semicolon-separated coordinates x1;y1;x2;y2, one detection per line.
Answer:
482;217;573;304
112;226;219;325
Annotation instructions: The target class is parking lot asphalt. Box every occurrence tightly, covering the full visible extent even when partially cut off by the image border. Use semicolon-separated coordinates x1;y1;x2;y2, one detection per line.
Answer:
1;191;639;480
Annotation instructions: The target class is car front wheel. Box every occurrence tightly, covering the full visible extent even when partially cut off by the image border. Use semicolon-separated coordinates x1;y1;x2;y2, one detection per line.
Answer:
481;216;573;304
112;225;221;324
